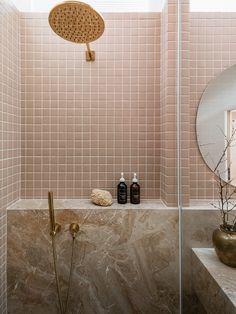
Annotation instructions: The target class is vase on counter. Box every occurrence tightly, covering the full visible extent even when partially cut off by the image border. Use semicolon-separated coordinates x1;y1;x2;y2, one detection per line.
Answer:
212;225;236;268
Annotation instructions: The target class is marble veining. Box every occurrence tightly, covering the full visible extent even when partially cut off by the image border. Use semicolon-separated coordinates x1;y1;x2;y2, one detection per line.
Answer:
7;208;179;314
192;248;236;314
182;210;220;313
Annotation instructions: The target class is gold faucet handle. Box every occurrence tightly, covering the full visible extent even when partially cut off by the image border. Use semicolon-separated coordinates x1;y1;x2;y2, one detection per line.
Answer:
69;223;80;238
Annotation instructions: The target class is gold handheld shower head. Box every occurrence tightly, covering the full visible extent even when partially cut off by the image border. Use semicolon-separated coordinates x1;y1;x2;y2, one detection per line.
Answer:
48;191;61;235
48;1;105;61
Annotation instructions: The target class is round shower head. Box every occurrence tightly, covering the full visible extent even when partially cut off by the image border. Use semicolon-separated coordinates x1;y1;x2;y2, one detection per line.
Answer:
48;1;105;44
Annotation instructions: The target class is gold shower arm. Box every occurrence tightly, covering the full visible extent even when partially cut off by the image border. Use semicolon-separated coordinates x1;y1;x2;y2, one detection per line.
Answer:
85;42;95;62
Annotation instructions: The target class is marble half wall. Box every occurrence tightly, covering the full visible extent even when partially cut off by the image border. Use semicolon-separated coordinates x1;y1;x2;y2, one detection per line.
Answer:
182;209;222;314
7;208;179;314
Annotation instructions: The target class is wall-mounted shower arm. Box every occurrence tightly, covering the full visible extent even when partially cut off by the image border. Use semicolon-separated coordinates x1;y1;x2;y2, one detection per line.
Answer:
85;42;95;61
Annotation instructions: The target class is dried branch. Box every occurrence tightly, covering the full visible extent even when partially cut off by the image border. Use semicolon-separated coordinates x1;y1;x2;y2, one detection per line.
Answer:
214;128;236;173
211;128;236;231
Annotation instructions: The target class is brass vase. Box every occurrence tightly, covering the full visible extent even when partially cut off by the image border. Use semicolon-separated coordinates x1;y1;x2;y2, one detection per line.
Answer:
212;225;236;268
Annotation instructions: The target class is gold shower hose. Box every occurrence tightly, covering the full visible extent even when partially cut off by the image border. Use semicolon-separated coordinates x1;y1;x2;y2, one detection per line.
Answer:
51;234;64;313
48;192;79;314
51;233;77;314
65;234;76;313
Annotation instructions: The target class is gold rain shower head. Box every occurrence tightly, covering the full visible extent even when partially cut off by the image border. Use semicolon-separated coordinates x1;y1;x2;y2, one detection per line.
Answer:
48;1;105;61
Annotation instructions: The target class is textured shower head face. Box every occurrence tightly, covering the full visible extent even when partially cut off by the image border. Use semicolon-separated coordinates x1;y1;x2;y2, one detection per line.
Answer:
48;1;105;44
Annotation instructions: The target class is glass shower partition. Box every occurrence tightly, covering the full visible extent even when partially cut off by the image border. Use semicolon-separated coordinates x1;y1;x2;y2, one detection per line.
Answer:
180;0;236;313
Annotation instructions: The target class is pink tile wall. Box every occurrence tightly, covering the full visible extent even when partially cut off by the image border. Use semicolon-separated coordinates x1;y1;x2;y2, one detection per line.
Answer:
181;0;190;206
189;12;236;199
21;12;161;199
0;1;20;312
160;0;178;207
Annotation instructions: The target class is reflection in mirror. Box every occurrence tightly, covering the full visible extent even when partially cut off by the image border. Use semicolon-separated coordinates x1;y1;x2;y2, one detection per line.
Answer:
196;64;236;186
226;110;236;185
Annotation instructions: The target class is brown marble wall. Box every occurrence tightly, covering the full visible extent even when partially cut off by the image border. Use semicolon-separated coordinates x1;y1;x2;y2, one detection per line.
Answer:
192;249;236;314
7;209;179;314
182;210;221;313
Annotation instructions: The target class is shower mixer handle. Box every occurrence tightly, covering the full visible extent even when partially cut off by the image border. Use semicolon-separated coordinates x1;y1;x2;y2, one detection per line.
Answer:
69;223;80;238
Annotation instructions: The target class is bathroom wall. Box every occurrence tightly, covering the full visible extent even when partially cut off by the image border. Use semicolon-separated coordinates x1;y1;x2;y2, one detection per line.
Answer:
182;208;219;313
7;204;179;314
189;12;236;200
21;12;161;200
160;0;178;206
0;1;20;312
6;6;182;313
180;0;191;206
159;0;191;207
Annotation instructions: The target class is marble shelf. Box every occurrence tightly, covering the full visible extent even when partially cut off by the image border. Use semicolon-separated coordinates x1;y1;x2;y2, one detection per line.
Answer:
192;248;236;314
7;198;176;211
185;199;236;210
8;198;233;211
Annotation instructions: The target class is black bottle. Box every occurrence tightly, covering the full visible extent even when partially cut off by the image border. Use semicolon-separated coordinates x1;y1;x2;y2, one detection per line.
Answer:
130;173;140;204
117;172;127;204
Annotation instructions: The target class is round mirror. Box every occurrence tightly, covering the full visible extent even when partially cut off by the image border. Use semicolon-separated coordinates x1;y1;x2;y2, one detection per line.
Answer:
196;64;236;186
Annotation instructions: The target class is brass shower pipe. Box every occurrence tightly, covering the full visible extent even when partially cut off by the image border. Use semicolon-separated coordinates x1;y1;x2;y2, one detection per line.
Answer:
85;42;95;62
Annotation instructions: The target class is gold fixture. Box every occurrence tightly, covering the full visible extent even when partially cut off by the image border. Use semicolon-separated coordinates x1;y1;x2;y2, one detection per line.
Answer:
65;222;79;312
69;222;80;238
48;191;61;235
85;43;95;62
48;191;63;313
48;1;105;61
47;191;80;313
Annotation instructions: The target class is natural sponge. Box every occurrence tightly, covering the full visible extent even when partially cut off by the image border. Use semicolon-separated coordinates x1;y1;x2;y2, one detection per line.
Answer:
91;189;113;206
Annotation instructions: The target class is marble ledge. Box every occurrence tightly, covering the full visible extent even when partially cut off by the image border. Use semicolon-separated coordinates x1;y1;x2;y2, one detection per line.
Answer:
184;199;225;210
7;198;177;211
192;248;236;313
7;199;225;211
